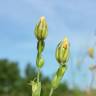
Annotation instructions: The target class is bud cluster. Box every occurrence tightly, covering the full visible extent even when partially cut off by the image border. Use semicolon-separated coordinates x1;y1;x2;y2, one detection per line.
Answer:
31;16;48;96
31;16;70;96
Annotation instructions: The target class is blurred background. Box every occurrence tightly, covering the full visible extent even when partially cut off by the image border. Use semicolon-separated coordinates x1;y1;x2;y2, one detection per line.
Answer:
0;0;96;96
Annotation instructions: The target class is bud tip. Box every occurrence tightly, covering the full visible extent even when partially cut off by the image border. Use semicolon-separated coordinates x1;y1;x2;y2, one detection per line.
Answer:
63;37;69;49
40;16;46;21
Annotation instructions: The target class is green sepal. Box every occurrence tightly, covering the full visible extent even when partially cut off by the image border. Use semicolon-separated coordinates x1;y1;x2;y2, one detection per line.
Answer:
30;80;41;96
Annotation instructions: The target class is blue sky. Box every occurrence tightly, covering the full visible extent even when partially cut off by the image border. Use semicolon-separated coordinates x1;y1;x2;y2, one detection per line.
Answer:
0;0;96;89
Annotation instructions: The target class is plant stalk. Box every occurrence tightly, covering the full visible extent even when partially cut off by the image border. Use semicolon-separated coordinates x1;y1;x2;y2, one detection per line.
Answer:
37;68;40;83
49;88;54;96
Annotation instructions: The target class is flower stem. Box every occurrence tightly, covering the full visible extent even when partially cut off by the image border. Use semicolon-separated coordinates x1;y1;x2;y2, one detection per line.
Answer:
49;88;54;96
37;68;40;83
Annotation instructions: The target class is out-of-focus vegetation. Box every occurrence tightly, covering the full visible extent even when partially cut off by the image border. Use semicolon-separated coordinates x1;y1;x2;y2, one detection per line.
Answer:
0;59;96;96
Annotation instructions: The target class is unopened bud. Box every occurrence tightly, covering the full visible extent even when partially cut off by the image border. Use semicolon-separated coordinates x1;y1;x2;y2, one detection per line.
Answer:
55;37;70;65
88;48;94;58
37;40;45;54
34;16;48;40
36;56;44;68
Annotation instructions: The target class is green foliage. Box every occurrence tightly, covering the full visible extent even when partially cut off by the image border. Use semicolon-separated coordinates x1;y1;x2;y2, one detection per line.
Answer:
0;59;96;96
0;59;20;94
25;63;37;80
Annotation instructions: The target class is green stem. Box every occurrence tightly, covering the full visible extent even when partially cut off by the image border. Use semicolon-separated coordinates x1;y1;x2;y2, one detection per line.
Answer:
37;68;40;83
49;88;54;96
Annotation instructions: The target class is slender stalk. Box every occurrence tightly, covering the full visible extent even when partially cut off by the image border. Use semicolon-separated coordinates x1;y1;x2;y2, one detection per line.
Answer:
49;88;54;96
37;68;40;83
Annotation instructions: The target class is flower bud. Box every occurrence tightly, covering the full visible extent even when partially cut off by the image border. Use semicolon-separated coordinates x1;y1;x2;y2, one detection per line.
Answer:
37;40;45;54
55;37;70;65
36;56;44;68
34;16;48;40
88;48;94;58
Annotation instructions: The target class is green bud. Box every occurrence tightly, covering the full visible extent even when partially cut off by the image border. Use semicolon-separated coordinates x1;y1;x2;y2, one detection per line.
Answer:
36;56;44;68
34;16;48;40
37;40;45;54
57;65;67;77
55;37;70;65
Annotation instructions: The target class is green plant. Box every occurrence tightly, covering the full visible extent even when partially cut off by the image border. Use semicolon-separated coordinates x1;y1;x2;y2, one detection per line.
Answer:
30;16;70;96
